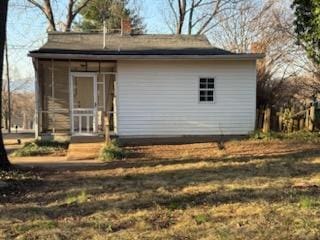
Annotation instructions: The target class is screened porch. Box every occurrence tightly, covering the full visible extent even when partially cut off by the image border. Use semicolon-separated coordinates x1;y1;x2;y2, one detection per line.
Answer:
35;59;117;138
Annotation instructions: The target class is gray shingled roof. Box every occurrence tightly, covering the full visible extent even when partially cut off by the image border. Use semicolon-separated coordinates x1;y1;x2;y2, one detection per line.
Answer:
30;32;234;55
29;32;264;59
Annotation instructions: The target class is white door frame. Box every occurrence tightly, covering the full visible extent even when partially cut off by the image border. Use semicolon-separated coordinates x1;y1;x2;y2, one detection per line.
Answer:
69;72;98;136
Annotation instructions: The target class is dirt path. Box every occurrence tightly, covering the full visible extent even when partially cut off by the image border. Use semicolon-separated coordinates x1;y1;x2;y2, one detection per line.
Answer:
10;156;103;168
4;132;34;155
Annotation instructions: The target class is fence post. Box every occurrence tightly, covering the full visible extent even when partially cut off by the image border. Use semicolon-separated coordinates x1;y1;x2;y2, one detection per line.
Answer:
292;104;298;131
256;109;259;129
293;119;299;131
299;117;305;130
309;105;315;131
288;118;293;133
299;106;304;130
305;107;309;130
263;107;271;133
258;108;263;129
105;115;110;143
271;115;277;131
278;107;283;131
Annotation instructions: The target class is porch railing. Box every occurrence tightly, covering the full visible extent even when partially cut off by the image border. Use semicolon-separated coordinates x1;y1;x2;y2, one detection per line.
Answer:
72;108;95;134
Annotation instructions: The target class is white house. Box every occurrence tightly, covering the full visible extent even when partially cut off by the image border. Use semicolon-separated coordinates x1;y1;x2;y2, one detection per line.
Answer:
29;32;263;143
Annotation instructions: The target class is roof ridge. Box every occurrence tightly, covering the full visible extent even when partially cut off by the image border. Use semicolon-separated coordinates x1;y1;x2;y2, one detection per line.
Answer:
47;32;208;39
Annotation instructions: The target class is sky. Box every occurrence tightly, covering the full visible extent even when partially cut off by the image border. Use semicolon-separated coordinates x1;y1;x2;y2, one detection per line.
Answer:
6;0;273;91
6;0;169;91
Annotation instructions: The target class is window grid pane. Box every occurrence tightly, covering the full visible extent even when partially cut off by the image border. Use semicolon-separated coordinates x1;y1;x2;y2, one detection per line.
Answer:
199;77;215;102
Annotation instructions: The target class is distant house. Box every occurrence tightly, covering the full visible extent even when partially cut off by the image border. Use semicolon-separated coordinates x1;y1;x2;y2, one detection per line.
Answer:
29;31;263;142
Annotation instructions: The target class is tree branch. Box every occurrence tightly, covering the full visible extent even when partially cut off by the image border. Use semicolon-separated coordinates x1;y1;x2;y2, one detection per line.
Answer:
27;0;56;31
65;0;91;32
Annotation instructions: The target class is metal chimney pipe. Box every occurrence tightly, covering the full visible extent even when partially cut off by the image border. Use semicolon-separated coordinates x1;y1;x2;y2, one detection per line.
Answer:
103;20;106;49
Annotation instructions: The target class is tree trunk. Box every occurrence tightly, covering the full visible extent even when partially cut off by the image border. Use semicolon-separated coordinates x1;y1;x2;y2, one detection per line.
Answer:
188;0;195;35
0;0;11;171
177;0;186;34
5;42;11;133
64;0;74;32
65;0;91;32
43;0;56;31
4;112;8;130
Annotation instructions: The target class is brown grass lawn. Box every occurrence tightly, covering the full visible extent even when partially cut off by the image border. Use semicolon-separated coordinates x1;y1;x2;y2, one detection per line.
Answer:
1;139;320;239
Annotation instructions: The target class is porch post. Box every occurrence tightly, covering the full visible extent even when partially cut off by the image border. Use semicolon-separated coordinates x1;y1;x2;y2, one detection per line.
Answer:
51;59;55;134
68;60;73;136
105;115;110;142
33;58;40;138
114;73;118;135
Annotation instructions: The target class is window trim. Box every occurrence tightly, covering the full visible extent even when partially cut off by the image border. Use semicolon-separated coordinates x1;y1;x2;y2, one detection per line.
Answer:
198;76;216;104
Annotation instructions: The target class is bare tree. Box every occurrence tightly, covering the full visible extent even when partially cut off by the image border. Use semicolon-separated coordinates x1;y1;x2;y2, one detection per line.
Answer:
177;0;186;34
211;0;301;107
212;0;276;52
165;0;239;35
292;56;320;97
27;0;56;31
275;8;320;97
65;0;91;31
4;42;11;133
0;0;11;170
270;0;320;100
2;75;34;132
9;92;35;130
27;0;91;32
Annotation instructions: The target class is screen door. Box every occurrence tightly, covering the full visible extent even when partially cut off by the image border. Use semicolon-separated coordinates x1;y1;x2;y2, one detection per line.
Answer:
70;73;97;135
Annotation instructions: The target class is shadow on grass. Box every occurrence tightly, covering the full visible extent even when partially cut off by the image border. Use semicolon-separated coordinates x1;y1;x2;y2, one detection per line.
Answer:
27;147;320;173
2;184;319;221
1;146;320;221
3;151;320;195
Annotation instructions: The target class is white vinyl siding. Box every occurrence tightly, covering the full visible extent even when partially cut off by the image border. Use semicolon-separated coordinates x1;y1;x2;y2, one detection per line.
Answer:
117;60;256;136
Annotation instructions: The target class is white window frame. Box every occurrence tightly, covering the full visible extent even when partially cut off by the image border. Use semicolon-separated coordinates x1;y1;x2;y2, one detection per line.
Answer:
198;76;215;104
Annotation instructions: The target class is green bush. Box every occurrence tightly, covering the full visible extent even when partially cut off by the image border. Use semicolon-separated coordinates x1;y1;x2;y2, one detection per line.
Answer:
282;130;320;142
250;130;320;142
34;140;69;148
299;196;319;209
249;130;280;140
65;190;88;205
194;214;209;225
12;140;69;157
99;139;126;161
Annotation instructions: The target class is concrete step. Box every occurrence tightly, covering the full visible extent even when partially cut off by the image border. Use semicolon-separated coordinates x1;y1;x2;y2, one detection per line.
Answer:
70;136;105;143
67;137;105;160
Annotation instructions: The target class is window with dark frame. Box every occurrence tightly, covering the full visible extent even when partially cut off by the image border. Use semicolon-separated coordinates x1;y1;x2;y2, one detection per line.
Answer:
199;77;215;102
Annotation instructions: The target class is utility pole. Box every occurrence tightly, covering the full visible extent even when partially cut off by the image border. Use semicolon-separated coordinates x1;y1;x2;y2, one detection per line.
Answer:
5;41;10;133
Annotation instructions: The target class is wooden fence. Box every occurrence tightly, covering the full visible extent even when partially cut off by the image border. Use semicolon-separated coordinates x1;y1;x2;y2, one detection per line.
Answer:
256;102;320;133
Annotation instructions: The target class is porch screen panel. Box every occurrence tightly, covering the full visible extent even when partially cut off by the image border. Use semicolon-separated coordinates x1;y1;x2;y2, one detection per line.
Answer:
73;77;94;108
72;76;95;134
97;74;105;111
38;60;53;133
53;61;70;133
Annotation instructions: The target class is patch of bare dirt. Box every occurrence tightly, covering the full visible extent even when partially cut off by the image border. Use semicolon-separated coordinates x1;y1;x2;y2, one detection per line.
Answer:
125;139;320;161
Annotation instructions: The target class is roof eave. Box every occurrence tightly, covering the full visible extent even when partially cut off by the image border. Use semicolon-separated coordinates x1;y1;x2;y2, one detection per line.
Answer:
28;52;265;60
